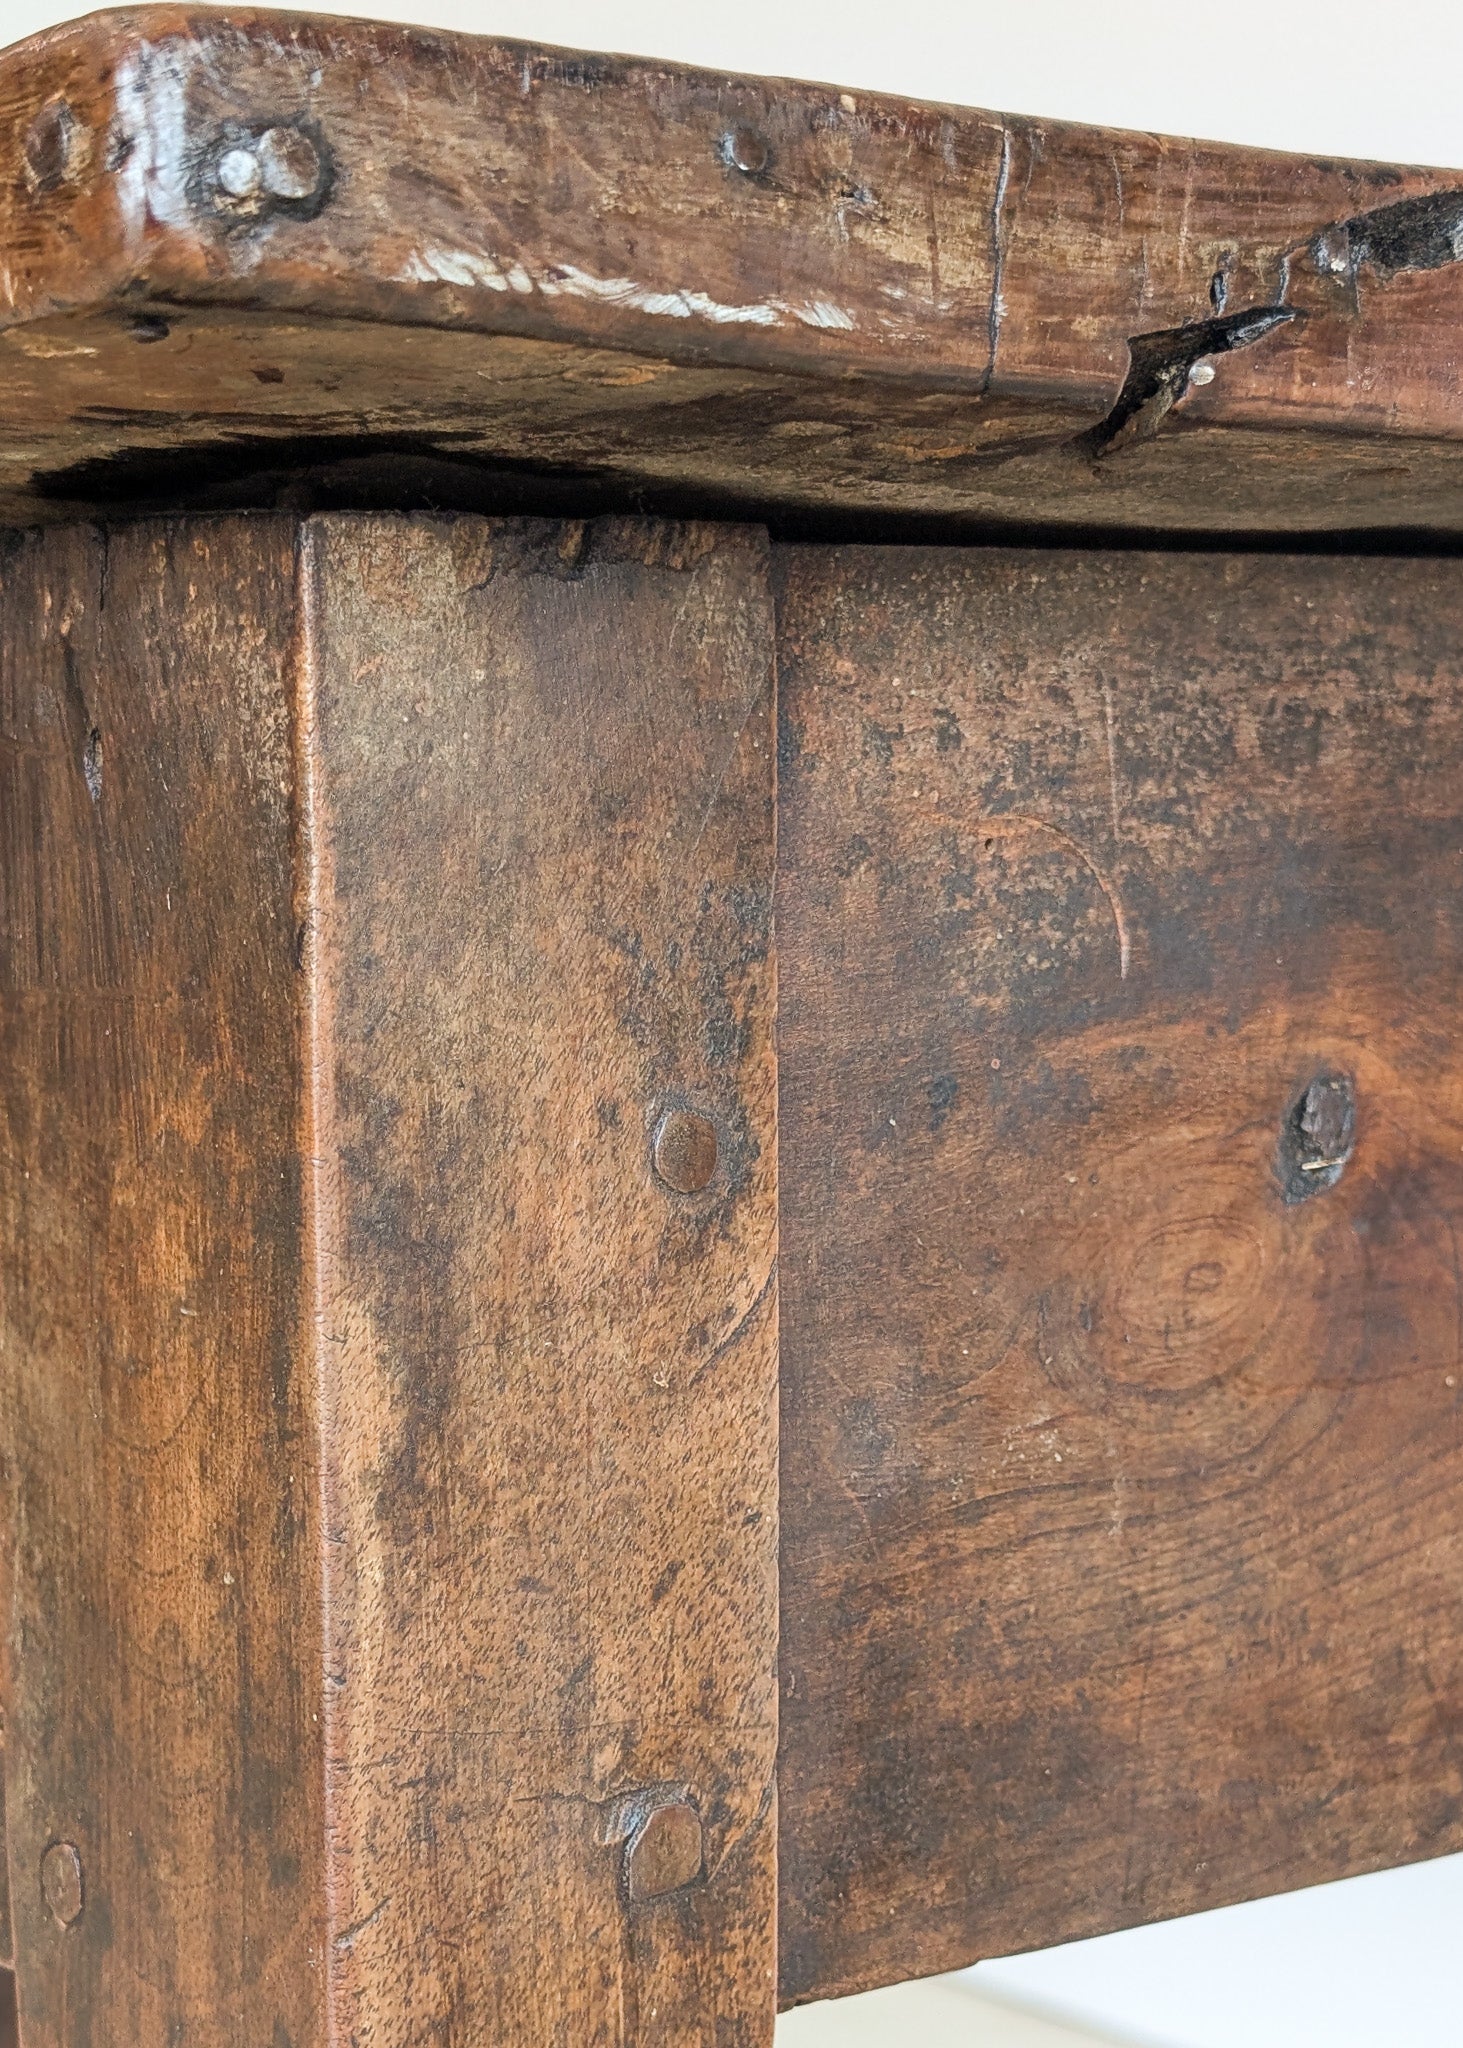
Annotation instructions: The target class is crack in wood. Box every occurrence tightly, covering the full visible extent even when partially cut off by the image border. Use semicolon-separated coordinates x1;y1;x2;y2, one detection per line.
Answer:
1083;305;1302;457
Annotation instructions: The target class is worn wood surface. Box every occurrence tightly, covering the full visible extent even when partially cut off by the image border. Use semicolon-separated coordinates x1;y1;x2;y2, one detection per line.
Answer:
0;511;778;2043
303;514;779;2044
3;11;1463;530
0;519;325;2044
775;546;1463;2003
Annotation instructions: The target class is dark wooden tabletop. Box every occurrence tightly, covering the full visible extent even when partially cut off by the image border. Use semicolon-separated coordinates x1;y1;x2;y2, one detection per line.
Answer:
2;8;1463;532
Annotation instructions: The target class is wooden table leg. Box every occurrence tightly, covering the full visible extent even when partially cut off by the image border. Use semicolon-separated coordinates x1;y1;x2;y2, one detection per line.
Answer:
0;514;779;2044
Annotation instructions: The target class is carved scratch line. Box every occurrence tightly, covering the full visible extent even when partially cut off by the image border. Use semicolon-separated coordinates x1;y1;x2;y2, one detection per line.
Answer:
334;1896;392;1952
1100;684;1122;820
685;679;765;861
989;812;1131;985
688;1262;776;1388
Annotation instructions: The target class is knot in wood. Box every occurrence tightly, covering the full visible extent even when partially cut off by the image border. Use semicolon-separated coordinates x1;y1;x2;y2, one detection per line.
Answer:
24;97;88;194
1278;1069;1356;1203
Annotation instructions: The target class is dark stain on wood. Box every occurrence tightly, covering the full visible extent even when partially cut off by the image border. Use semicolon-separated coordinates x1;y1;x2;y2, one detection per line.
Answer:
1319;186;1463;282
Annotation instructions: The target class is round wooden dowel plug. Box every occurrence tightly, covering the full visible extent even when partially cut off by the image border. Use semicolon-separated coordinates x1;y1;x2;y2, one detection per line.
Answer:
724;126;769;174
41;1842;84;1927
652;1108;719;1193
624;1801;703;1902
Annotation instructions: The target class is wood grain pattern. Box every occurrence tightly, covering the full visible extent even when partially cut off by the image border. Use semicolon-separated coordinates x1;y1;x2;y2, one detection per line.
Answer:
302;514;779;2045
2;11;1463;530
774;545;1463;2003
0;519;325;2045
0;512;778;2043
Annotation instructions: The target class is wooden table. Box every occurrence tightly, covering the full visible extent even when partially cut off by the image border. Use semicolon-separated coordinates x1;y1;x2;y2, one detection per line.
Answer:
2;10;1462;2042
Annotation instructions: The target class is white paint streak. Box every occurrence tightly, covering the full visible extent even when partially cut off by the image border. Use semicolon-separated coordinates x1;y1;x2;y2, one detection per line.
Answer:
537;264;783;325
393;247;857;334
397;248;509;290
114;42;196;237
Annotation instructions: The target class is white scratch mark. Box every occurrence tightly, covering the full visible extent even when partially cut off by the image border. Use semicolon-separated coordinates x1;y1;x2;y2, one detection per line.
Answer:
15;338;99;359
333;1896;392;1951
686;682;764;861
985;811;1131;986
796;300;856;331
1101;681;1123;842
1100;687;1127;995
987;124;1014;381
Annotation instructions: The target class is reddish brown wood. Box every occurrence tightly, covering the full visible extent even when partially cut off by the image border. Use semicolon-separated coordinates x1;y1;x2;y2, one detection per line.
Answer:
0;519;324;2044
0;512;778;2044
6;11;1463;2033
0;12;1462;530
775;544;1463;2004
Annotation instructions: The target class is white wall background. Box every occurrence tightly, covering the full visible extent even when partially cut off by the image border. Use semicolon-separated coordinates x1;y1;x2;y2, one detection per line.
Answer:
972;1854;1463;2046
2;1;1460;2041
